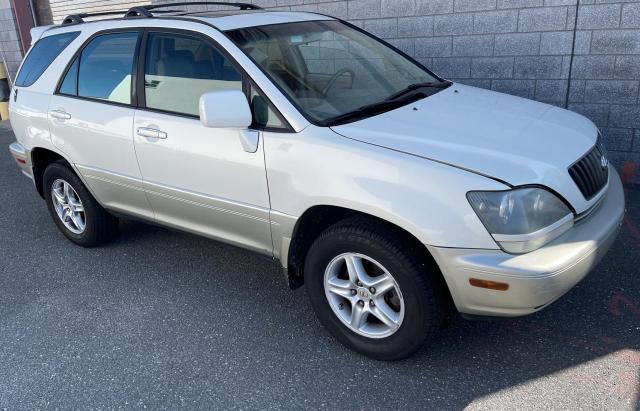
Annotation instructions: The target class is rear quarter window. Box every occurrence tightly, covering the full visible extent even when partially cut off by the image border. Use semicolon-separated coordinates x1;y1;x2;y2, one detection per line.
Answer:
15;31;80;87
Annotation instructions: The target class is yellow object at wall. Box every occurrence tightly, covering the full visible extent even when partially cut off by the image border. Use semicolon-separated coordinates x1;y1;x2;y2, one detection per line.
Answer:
0;62;9;120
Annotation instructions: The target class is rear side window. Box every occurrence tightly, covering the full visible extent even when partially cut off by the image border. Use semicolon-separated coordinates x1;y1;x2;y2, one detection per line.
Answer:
59;57;78;95
15;31;79;87
72;32;139;105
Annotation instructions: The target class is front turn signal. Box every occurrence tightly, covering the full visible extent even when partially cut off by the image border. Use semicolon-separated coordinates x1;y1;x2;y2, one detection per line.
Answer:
469;278;509;291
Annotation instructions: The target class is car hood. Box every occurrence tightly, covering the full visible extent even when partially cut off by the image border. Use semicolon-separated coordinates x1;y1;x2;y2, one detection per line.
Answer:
331;84;600;212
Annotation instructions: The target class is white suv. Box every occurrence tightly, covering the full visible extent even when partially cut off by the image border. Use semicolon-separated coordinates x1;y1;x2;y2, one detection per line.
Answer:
8;2;625;360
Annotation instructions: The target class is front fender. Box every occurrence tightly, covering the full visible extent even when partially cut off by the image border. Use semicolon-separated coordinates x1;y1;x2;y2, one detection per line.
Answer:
264;126;507;251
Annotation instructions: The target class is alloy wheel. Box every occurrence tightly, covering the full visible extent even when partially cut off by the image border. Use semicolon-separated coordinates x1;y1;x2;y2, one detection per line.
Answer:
323;252;405;339
51;179;86;235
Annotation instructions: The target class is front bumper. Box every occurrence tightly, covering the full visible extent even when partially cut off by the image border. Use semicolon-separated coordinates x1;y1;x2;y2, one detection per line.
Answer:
9;142;33;179
429;168;625;317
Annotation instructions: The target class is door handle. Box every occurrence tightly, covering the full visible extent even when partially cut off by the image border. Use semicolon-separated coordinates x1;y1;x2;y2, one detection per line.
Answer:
50;110;71;120
137;127;167;139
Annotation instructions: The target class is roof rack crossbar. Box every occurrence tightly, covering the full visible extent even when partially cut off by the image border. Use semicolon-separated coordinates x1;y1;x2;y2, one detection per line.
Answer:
125;2;263;19
144;2;263;11
63;2;263;25
62;10;130;25
125;8;188;18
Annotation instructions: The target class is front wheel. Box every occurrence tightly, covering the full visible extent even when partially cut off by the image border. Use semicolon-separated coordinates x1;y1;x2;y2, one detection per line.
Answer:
304;218;446;360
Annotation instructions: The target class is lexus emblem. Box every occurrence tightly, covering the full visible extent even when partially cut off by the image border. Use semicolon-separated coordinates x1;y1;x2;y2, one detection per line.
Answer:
600;155;609;169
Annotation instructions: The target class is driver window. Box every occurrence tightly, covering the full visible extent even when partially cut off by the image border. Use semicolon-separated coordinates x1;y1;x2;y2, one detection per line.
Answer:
144;32;242;116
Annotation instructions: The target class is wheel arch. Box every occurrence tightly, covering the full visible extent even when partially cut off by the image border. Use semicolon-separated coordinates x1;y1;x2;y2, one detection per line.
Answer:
285;205;452;305
30;147;71;198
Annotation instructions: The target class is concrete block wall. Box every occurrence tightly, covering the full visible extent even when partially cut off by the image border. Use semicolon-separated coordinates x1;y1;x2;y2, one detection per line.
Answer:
30;0;640;174
186;0;639;175
0;0;23;79
569;1;640;169
48;0;148;24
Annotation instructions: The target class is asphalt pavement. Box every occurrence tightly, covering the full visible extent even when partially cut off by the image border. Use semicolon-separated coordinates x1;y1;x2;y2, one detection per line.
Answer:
0;123;639;410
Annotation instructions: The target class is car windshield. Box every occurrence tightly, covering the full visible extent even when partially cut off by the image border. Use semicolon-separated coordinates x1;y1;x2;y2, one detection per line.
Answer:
226;20;443;126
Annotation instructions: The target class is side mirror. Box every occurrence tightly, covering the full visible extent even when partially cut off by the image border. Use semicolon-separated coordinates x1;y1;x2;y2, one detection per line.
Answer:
199;90;252;128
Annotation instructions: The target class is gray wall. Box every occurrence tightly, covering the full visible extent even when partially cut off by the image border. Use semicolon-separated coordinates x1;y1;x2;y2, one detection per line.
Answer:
34;0;640;174
47;0;148;24
0;0;23;79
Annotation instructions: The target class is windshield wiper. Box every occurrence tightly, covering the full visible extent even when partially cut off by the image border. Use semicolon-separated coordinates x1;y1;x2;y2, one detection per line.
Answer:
385;80;451;101
324;94;423;127
324;81;451;126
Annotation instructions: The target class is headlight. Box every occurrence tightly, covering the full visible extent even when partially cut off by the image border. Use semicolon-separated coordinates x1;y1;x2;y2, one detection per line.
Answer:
467;188;573;254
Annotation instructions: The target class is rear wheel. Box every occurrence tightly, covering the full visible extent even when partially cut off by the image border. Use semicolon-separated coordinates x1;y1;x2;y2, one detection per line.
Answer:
43;161;118;247
304;218;445;360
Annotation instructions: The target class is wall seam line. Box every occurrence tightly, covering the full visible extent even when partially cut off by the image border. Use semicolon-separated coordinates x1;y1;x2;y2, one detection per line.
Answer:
565;0;580;110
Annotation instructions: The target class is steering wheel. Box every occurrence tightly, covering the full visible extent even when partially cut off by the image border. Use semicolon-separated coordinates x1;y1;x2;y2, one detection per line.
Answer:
322;68;355;96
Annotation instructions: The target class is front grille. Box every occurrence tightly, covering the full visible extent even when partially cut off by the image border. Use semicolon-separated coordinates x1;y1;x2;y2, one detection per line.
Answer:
568;139;609;200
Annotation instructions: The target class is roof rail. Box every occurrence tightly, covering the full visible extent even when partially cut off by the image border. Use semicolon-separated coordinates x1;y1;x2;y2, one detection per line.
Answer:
62;10;130;25
63;3;263;25
146;2;263;11
125;2;263;18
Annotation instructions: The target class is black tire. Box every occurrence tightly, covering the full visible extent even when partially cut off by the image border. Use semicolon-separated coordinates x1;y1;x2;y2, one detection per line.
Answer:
43;161;118;247
304;217;446;360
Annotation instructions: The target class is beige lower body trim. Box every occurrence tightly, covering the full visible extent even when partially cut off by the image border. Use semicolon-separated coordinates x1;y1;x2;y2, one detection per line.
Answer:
269;210;298;268
76;165;275;256
142;180;274;256
76;165;155;221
